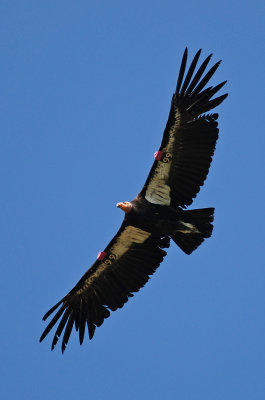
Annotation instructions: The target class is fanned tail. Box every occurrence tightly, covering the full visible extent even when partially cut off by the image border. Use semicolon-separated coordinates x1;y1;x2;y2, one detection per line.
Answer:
171;208;214;255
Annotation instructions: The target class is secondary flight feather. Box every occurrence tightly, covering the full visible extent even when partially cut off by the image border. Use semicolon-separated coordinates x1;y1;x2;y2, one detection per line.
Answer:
40;48;227;352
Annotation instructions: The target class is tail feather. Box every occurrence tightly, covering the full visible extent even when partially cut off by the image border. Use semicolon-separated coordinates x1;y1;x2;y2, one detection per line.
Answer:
171;208;214;255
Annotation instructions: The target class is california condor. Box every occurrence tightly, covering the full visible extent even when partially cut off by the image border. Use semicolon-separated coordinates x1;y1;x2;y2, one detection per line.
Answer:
40;48;227;352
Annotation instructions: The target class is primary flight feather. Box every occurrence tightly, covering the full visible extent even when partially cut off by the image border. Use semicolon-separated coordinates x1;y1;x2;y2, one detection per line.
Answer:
40;48;227;352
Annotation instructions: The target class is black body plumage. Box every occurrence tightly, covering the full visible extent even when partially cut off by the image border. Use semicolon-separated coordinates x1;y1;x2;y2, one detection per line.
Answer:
40;48;227;352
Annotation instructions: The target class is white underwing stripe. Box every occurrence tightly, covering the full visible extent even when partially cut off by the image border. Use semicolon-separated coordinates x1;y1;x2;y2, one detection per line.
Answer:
145;109;181;205
145;181;171;205
77;226;151;294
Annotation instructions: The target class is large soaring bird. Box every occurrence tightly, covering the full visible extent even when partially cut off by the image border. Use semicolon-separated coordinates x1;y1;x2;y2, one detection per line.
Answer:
40;48;227;352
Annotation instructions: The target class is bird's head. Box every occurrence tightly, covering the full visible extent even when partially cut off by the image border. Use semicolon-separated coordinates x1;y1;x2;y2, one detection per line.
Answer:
116;201;133;213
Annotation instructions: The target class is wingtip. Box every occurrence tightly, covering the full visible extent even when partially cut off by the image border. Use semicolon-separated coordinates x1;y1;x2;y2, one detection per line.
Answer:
89;330;95;340
216;60;222;67
42;300;63;321
51;342;56;351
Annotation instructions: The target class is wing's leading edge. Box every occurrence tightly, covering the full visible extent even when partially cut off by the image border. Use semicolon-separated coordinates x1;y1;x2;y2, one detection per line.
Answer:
40;222;169;352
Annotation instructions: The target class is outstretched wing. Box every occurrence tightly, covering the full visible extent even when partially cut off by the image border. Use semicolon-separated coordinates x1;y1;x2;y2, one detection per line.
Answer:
40;222;169;352
140;48;228;208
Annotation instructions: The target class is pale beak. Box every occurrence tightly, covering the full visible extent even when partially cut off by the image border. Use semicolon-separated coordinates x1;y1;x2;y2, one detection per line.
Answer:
116;202;132;213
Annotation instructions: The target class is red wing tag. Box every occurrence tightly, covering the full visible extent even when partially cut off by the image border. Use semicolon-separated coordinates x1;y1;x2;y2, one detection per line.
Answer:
97;251;107;261
154;151;172;163
154;151;163;160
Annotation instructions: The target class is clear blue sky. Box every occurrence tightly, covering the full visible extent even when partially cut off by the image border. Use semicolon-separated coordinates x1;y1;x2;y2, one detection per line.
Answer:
1;1;264;399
